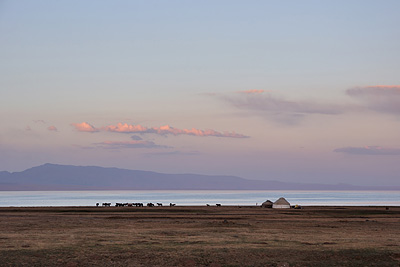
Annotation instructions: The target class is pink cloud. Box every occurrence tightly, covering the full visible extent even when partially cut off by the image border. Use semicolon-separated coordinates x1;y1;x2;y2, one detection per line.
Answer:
103;123;147;133
153;125;248;138
72;121;248;138
71;122;99;132
103;123;248;138
47;126;58;132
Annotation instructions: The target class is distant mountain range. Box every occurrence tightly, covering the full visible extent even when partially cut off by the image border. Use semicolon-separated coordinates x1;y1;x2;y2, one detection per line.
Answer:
0;163;398;191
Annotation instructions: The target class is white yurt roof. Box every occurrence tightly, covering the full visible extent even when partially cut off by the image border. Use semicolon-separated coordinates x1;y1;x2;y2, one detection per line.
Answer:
274;197;290;205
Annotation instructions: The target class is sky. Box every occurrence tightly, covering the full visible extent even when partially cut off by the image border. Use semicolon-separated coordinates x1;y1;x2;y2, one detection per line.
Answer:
1;1;400;186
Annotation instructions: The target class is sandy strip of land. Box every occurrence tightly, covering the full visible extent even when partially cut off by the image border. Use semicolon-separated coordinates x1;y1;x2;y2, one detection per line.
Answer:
0;206;399;266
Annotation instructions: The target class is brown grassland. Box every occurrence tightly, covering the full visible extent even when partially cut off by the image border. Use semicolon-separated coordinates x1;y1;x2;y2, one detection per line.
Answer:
0;205;399;266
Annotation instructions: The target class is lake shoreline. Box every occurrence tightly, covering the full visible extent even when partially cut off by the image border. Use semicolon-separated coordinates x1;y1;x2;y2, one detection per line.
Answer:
0;205;399;212
1;190;400;207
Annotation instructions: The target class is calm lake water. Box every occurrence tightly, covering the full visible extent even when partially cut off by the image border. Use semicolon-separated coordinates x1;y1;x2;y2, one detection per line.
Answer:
0;190;399;207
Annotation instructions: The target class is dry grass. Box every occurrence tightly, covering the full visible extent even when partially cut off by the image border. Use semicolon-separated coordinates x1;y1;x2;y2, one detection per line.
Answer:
0;206;399;266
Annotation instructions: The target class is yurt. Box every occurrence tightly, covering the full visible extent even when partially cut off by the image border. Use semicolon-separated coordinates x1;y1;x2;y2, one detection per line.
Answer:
273;197;291;209
261;200;273;208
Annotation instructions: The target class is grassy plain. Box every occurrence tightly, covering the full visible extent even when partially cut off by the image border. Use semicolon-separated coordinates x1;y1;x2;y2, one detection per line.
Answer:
0;206;399;266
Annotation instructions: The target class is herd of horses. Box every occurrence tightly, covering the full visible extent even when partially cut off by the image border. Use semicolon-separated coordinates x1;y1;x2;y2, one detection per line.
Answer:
98;202;176;207
98;202;222;207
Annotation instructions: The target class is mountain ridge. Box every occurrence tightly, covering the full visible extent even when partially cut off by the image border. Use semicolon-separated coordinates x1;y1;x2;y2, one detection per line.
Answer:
0;163;399;191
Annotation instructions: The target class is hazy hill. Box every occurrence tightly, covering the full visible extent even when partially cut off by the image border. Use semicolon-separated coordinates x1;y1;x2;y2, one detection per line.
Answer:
0;163;398;191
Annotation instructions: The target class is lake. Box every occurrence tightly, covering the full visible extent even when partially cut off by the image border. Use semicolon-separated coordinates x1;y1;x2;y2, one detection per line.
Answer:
0;190;399;207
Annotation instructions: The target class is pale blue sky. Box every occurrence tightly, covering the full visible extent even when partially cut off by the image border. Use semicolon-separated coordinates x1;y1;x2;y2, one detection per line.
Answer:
1;1;400;186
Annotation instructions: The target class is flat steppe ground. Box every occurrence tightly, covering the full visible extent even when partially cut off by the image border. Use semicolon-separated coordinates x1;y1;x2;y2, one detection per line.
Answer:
0;206;399;266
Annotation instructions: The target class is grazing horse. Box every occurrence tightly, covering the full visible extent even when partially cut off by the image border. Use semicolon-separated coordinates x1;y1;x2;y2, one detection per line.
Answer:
206;204;210;207
147;203;154;207
170;203;176;207
102;203;111;207
157;203;163;206
216;204;221;207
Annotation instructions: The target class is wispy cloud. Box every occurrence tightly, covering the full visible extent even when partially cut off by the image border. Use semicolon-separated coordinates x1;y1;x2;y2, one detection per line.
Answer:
47;126;58;132
217;85;400;125
93;140;169;149
143;150;200;157
131;135;143;141
71;122;99;133
237;89;265;94
346;85;400;114
72;122;248;138
224;93;342;115
220;92;343;125
71;144;95;150
334;146;400;156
